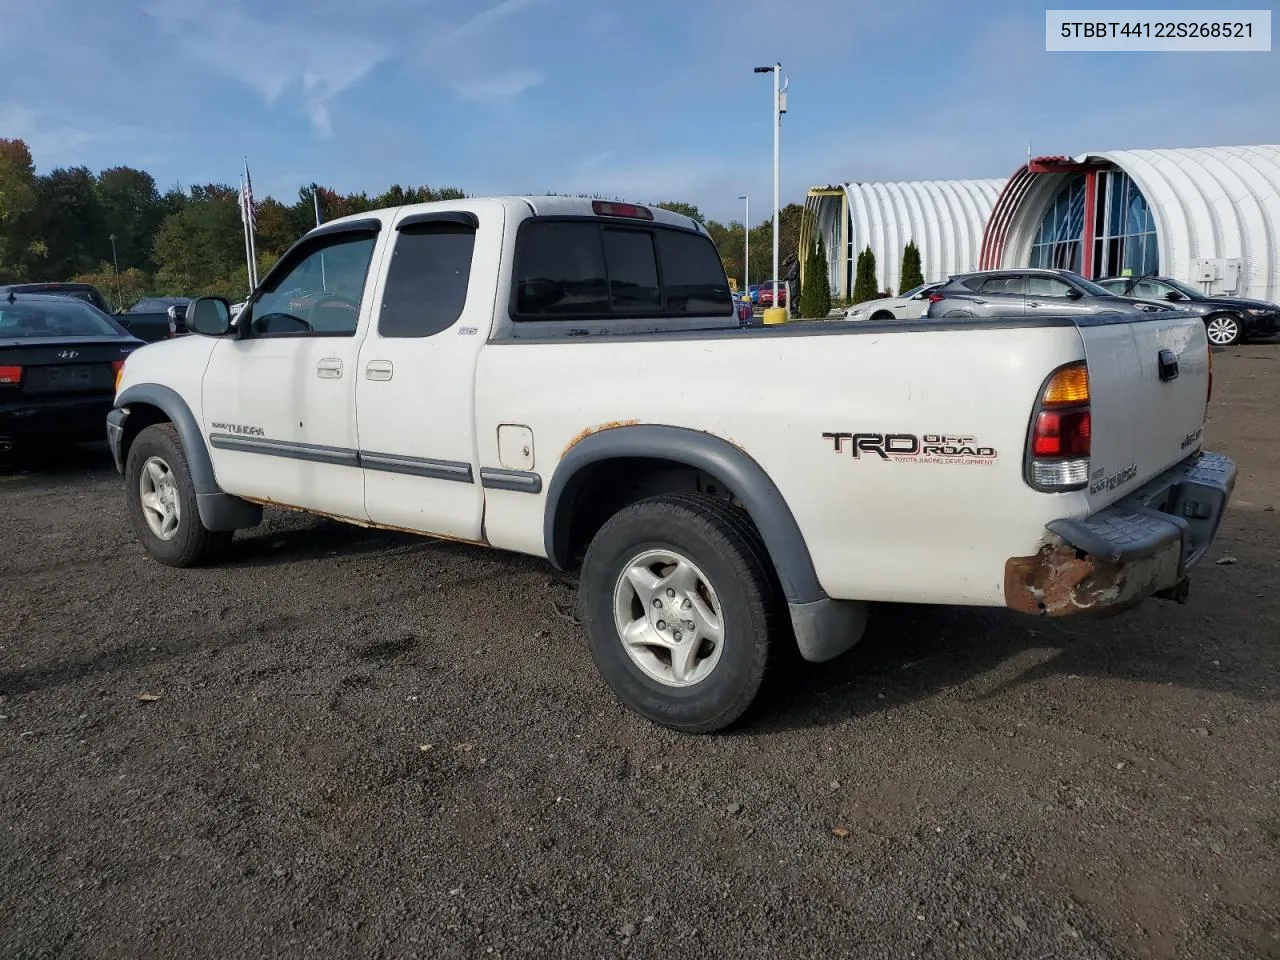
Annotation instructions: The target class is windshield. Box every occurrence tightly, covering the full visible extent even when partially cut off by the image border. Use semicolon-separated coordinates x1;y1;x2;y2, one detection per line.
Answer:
900;283;935;299
0;299;122;338
1070;276;1118;297
1162;277;1204;298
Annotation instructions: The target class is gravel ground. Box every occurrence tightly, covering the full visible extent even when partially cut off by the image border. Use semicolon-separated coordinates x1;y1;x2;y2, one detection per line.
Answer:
2;345;1278;960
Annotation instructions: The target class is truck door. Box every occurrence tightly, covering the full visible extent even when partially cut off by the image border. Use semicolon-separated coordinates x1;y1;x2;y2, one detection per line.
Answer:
200;223;383;520
354;205;499;541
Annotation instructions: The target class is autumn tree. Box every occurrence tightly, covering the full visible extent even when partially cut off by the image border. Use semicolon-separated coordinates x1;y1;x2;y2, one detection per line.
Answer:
0;138;39;280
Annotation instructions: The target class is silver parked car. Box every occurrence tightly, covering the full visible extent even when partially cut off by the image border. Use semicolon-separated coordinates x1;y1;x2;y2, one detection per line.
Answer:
925;269;1167;320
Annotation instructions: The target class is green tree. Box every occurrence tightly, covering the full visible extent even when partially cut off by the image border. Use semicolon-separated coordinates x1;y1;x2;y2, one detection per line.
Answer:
0;138;39;281
655;201;704;224
96;167;164;273
72;263;152;311
899;240;923;295
152;184;244;294
800;234;831;318
853;245;878;304
22;167;106;280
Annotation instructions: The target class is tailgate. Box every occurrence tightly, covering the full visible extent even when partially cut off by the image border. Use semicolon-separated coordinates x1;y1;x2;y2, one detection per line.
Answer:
1077;312;1210;509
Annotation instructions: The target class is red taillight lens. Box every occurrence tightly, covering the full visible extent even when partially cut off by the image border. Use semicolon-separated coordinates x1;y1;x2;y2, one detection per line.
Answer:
0;364;21;385
928;293;944;303
1033;409;1091;458
592;200;654;220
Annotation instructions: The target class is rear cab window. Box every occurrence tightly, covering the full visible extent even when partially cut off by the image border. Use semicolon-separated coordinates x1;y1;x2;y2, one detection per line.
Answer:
509;217;733;331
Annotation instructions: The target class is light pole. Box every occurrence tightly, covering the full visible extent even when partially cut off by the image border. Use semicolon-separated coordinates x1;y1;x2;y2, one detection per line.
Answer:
753;63;788;323
108;233;122;312
737;194;749;298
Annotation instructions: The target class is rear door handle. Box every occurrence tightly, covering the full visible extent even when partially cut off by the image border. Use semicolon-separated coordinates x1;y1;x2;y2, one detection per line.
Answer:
1026;300;1041;308
366;360;394;381
317;358;343;378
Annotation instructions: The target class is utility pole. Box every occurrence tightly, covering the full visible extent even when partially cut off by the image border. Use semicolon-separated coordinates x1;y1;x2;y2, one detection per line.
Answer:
753;63;788;324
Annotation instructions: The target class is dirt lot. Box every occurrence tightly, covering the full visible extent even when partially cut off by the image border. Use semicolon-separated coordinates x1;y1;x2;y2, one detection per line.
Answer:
2;346;1278;960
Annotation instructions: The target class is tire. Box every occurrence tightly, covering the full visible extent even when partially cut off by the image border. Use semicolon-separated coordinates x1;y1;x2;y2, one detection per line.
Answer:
1205;313;1243;347
870;311;895;322
579;493;783;733
125;423;232;567
943;310;975;319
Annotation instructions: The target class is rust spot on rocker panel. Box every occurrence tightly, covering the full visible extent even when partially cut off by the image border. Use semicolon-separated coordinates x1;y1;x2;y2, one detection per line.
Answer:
1003;540;1179;617
240;497;490;548
559;419;641;459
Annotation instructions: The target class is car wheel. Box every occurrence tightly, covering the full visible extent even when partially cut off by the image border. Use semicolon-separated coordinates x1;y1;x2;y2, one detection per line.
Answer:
125;423;232;567
869;311;895;322
1205;313;1243;347
943;310;975;319
579;493;783;733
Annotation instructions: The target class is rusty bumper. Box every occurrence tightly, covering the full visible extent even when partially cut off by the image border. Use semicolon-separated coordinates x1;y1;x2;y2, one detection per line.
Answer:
1005;451;1236;617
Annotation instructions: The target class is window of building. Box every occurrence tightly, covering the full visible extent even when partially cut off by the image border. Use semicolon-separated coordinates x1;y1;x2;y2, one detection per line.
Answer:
1094;170;1159;279
378;224;476;337
1029;175;1086;274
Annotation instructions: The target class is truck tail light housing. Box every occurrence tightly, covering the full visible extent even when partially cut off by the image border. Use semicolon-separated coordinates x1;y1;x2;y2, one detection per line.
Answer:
1026;361;1091;491
0;364;21;386
591;201;653;221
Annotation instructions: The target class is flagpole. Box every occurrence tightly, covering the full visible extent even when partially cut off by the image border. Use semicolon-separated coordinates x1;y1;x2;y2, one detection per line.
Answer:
313;183;326;291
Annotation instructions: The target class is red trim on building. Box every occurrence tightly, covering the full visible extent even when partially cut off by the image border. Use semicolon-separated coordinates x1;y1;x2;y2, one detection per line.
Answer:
1080;169;1097;278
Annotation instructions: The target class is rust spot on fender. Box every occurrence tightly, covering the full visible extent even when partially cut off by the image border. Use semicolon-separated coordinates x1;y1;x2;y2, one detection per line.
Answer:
240;497;489;548
559;419;641;459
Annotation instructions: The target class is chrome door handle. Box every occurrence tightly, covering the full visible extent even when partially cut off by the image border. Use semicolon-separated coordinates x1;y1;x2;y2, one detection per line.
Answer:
317;358;343;378
1026;300;1041;307
366;360;394;381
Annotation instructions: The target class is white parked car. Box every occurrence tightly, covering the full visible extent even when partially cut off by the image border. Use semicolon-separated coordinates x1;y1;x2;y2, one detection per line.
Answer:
107;196;1236;732
842;282;942;321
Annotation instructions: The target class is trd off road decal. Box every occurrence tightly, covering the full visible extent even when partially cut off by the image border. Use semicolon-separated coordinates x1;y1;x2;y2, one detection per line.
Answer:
822;432;998;465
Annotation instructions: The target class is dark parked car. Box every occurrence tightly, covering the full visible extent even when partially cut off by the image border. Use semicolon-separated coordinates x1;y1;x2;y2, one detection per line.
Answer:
121;296;193;341
0;292;143;453
1095;275;1279;346
925;268;1168;320
0;282;112;314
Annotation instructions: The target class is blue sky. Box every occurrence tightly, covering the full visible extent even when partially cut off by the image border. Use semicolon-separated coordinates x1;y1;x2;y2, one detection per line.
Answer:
0;0;1276;222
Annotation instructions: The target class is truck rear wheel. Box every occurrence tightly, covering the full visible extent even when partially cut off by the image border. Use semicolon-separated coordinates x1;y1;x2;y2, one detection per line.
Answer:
579;494;782;733
125;423;232;568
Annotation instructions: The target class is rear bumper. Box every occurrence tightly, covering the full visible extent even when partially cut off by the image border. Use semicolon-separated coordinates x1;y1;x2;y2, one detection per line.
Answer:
0;394;116;443
1005;451;1236;616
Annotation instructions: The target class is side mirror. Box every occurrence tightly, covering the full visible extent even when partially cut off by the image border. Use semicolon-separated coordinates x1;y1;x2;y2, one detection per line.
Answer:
1165;291;1186;302
1065;288;1084;300
187;297;231;336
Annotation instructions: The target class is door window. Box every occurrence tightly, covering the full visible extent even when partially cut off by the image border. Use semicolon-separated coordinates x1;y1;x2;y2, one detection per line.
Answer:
248;233;377;337
1026;276;1074;298
978;276;1023;295
378;225;476;337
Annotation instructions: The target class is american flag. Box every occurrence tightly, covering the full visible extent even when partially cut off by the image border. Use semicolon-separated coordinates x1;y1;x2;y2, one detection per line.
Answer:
240;159;256;230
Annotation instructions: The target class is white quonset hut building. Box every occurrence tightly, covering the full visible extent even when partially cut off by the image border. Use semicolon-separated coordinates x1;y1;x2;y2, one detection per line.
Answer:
803;144;1280;304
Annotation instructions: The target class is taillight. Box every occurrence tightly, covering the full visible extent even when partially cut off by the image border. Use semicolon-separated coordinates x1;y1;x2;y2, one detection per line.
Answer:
0;364;21;386
928;293;944;303
112;359;126;392
1026;361;1091;491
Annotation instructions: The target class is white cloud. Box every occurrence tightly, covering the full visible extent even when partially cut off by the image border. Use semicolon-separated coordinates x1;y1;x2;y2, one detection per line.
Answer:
450;0;540;39
452;70;544;102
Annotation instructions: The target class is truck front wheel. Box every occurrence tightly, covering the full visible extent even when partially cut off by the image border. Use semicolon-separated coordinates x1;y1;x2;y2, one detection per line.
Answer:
579;494;782;732
125;423;232;568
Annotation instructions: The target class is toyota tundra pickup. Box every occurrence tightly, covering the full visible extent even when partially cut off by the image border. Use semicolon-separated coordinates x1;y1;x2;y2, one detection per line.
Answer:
106;196;1236;732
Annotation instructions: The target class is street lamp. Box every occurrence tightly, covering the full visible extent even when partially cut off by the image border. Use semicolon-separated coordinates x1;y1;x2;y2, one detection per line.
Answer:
753;63;788;324
737;194;749;297
108;233;122;312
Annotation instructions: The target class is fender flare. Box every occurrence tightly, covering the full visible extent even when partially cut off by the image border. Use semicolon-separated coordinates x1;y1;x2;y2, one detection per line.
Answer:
114;384;261;532
543;424;825;606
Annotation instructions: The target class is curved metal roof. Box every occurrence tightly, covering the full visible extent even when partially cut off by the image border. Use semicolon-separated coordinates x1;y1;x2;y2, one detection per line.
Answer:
804;178;1003;297
990;145;1280;301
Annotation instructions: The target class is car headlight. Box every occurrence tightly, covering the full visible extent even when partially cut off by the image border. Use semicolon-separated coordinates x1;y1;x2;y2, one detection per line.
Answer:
847;309;865;319
1246;308;1271;315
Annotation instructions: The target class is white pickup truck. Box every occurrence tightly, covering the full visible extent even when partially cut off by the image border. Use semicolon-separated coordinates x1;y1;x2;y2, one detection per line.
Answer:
107;196;1236;732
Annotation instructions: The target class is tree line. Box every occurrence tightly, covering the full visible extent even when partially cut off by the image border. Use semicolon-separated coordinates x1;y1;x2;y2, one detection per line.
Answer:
1;136;813;311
